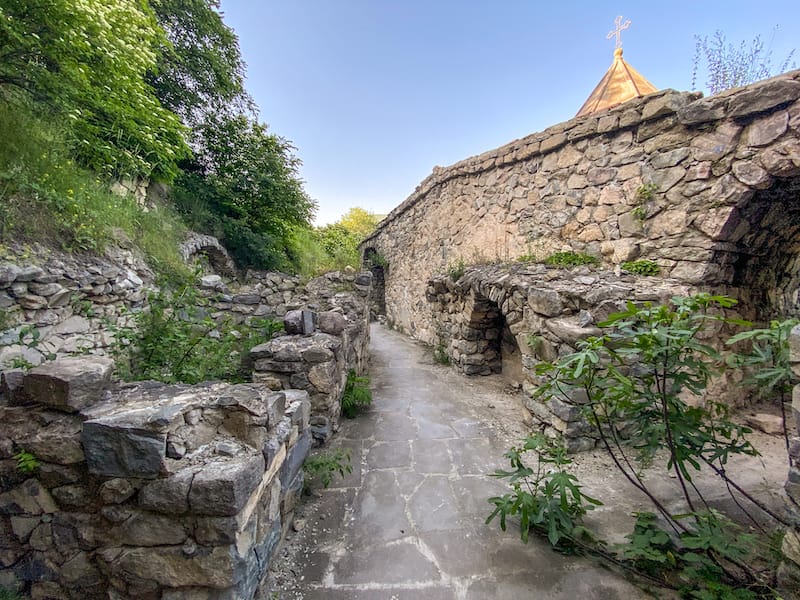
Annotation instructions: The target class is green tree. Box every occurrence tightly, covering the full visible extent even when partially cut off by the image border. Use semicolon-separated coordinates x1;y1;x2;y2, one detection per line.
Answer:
0;0;188;180
692;28;796;95
173;114;316;270
148;0;250;130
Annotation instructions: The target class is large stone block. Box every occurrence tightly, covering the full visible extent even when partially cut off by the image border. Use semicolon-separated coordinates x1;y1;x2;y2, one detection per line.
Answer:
23;357;113;413
189;454;265;516
280;429;312;488
284;310;315;335
139;467;196;514
82;422;166;479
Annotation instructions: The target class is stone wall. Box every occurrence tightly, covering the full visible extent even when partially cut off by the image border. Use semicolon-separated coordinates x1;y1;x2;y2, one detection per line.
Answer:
247;271;373;438
0;357;312;599
0;245;155;369
426;262;710;450
362;70;800;341
0;243;373;598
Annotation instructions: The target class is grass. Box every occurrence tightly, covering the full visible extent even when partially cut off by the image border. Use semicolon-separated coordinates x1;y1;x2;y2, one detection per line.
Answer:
543;251;600;268
0;100;190;283
621;260;661;276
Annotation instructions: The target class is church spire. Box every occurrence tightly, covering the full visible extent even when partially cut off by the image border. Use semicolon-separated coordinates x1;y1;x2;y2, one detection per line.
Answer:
576;16;658;117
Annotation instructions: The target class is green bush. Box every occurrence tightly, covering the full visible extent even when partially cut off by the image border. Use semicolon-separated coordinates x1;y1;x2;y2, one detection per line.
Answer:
342;370;372;418
303;448;352;491
487;433;601;546
433;341;451;365
0;586;23;600
621;260;660;276
110;280;282;384
491;294;793;598
543;251;599;268
0;102;190;281
447;258;466;281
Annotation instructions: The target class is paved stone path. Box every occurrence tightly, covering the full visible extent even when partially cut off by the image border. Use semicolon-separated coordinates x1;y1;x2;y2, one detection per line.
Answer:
268;324;649;599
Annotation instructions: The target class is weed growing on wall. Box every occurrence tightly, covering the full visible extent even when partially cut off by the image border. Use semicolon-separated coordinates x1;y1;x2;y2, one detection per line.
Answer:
489;294;796;598
13;450;39;474
109;280;282;384
447;258;466;281
342;370;372;418
433;341;451;365
620;260;660;276
543;251;599;268
303;448;352;492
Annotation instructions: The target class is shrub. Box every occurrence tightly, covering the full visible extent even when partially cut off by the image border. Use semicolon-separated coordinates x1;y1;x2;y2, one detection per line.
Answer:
490;294;794;598
303;448;352;491
487;433;601;546
447;258;466;281
621;260;660;276
14;450;39;474
110;280;282;384
543;251;599;268
433;341;451;365
342;370;371;418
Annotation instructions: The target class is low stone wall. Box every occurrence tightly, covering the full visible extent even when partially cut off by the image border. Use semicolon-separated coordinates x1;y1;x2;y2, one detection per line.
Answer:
780;326;800;589
247;271;373;438
426;262;746;451
0;357;312;599
0;245;155;369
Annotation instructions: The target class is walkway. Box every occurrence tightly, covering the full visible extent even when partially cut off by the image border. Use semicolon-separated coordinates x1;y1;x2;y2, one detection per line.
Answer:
267;324;650;599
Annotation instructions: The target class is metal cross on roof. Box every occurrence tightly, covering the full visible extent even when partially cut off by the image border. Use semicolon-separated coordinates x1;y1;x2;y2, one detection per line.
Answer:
607;15;631;49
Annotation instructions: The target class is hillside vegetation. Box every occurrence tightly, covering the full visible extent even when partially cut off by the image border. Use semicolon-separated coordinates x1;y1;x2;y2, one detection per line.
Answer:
0;0;376;278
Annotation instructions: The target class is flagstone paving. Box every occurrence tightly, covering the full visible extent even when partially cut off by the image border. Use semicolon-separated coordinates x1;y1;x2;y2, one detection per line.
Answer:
266;324;651;599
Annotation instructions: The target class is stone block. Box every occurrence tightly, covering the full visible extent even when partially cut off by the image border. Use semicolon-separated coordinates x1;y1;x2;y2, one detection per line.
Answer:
284;310;315;335
139;467;196;514
98;544;239;589
189;454;265;516
527;288;562;317
110;510;188;546
1;369;32;406
0;479;58;516
309;416;331;442
82;422;166;479
280;429;312;488
728;79;800;119
317;310;347;335
99;478;135;505
23;357;114;413
744;413;784;435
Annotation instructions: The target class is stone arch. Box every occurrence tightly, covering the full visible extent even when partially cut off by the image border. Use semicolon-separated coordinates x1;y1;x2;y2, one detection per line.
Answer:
179;233;237;277
362;247;387;318
710;176;800;319
459;292;522;378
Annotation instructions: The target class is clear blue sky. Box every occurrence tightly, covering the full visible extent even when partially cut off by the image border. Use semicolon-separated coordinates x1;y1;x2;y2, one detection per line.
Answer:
218;1;798;225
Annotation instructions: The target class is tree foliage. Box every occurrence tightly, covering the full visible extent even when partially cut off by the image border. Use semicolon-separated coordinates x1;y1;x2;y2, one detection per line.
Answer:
148;0;250;130
173;114;316;270
692;29;796;95
0;0;188;180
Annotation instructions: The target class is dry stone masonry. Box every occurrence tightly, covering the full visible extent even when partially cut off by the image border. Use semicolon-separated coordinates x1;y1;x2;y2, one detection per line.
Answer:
0;239;373;598
426;262;705;451
0;357;311;599
363;70;800;342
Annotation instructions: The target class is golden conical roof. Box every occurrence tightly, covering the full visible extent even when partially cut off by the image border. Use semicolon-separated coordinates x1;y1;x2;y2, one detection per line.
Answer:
576;48;658;117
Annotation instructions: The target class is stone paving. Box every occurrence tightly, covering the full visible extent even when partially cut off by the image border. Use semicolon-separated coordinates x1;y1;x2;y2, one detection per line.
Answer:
268;324;650;599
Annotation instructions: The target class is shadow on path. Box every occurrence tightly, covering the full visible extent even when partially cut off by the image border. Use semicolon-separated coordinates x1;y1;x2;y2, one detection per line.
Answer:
267;324;650;599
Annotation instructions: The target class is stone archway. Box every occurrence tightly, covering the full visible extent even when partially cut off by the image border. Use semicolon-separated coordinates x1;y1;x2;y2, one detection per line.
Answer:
362;247;387;319
459;294;521;378
710;177;800;320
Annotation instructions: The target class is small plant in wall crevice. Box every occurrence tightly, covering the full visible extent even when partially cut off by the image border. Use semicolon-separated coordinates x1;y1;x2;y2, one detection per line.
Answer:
342;370;372;418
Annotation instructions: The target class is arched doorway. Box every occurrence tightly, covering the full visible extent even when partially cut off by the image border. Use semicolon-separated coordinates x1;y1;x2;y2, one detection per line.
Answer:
363;247;387;319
